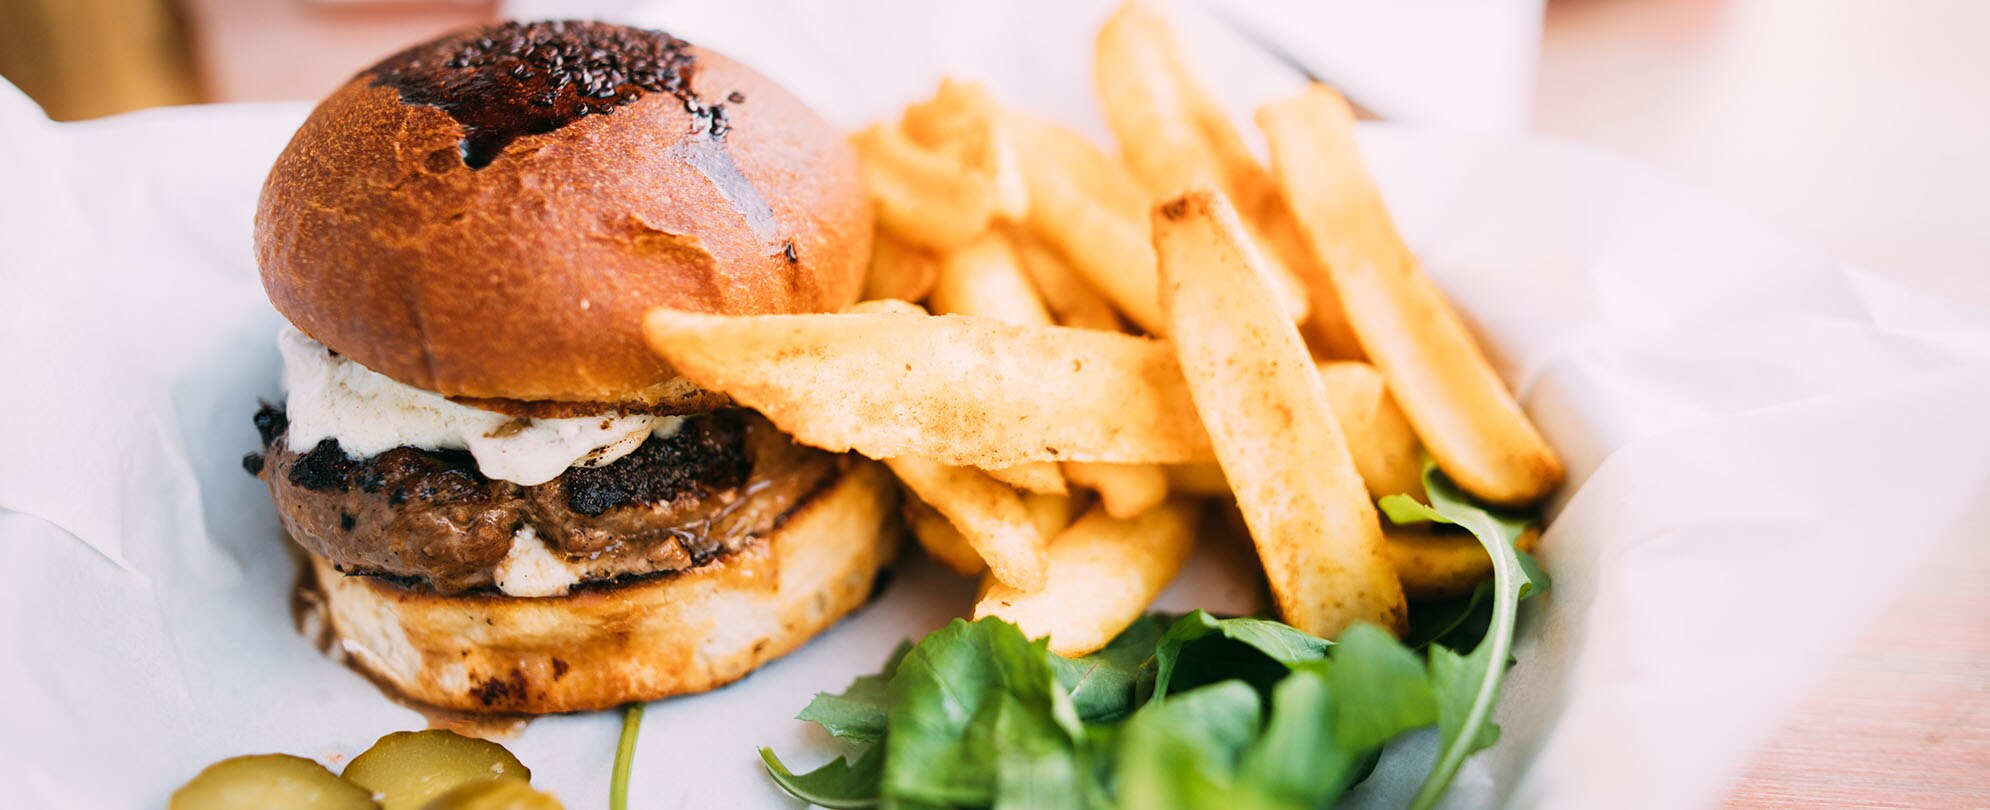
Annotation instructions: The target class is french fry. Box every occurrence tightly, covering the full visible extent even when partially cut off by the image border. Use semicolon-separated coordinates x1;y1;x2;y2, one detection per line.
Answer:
1266;207;1366;360
928;231;1056;332
1259;86;1563;506
975;500;1198;656
863;230;940;303
903;495;987;576
1062;461;1168;519
1317;361;1425;502
1022;492;1079;543
1004;112;1167;334
856;310;1409;499
901;78;1029;221
1091;1;1313;326
1093;2;1253;212
1387;524;1542;600
885;456;1046;591
1153;187;1405;638
841;298;926;316
927;232;1069;495
1150;364;1427;506
850;123;995;252
642;308;1215;466
1008;230;1123;332
1162;364;1422;502
985;463;1068;496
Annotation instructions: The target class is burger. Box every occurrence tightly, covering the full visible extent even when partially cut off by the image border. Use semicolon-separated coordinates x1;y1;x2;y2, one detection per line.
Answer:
241;20;897;714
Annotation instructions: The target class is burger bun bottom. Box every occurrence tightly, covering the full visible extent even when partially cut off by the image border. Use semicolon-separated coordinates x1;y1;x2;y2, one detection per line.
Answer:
311;461;900;714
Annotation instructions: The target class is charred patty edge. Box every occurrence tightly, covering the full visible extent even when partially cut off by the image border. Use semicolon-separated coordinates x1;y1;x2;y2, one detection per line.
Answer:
249;403;839;595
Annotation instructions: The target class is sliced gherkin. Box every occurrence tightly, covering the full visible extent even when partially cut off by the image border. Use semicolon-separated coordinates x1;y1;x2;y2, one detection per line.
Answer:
170;754;379;810
341;730;530;810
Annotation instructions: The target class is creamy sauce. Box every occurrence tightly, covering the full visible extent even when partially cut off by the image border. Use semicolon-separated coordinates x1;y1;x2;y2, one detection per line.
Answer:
491;526;581;598
278;326;680;486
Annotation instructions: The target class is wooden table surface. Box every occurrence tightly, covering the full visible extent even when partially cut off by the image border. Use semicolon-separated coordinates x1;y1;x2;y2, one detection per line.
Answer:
1537;1;1990;806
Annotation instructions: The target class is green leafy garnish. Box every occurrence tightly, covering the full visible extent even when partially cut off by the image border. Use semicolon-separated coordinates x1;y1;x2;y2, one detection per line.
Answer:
760;746;883;809
796;642;912;743
611;702;642;810
1051;614;1166;722
1150;611;1331;700
762;463;1550;809
1382;463;1543;810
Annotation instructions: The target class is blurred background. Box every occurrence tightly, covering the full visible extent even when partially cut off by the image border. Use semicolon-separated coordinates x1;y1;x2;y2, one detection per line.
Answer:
1;0;1984;806
2;0;1983;308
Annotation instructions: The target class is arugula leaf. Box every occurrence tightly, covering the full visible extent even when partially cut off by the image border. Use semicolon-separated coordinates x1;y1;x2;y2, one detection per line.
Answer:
1320;623;1440;752
1149;611;1331;700
987;693;1091;810
1051;614;1167;723
1235;669;1351;805
1113;681;1267;810
1387;459;1549;653
798;643;913;743
881;619;1085;807
1388;466;1539;810
1404;545;1547;653
763;456;1554;810
760;746;883;809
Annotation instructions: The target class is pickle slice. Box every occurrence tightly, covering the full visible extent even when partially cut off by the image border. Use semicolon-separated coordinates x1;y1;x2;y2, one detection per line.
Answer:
421;777;563;810
170;754;379;810
341;730;531;810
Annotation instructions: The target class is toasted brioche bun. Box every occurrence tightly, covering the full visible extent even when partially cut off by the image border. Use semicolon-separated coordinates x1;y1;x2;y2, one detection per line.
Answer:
256;20;871;404
314;461;900;714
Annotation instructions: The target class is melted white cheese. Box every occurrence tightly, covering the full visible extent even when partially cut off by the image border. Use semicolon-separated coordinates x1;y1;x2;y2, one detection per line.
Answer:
278;325;680;486
491;525;580;598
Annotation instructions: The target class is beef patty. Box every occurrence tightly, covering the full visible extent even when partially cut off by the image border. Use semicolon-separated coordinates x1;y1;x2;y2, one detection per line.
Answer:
246;404;842;594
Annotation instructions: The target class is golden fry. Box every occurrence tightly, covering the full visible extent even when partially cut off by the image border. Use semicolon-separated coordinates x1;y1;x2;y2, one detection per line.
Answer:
1259;86;1563;506
1154;187;1405;638
985;462;1068;496
1387;524;1542;600
928;231;1056;330
975;500;1198;656
850;123;995;252
901;78;1028;220
903;495;987;576
1317;361;1425;502
1004;112;1167;334
1063;461;1168;519
1265;206;1366;359
926;233;1070;495
1022;491;1079;543
643;308;1214;466
1092;1;1313;325
1163;364;1421;501
863;229;940;303
886;456;1046;591
841;298;926;316
1008;230;1124;332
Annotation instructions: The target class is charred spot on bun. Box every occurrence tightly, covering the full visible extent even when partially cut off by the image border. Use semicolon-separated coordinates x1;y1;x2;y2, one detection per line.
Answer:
246;20;894;714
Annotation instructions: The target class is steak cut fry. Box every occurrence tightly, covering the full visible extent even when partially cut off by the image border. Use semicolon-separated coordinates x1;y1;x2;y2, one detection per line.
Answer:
1259;85;1563;506
642;308;1215;467
1153;187;1405;638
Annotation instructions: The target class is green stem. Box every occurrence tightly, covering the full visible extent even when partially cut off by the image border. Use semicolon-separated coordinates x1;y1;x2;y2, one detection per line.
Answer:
611;702;644;810
1407;512;1521;810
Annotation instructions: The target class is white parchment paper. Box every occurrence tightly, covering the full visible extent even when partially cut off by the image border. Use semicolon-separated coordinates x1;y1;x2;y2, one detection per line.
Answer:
3;3;1988;808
